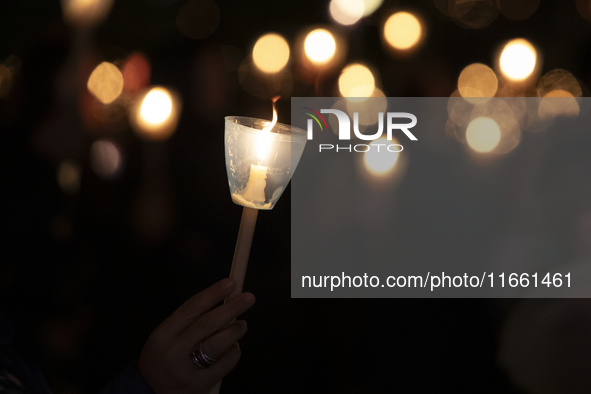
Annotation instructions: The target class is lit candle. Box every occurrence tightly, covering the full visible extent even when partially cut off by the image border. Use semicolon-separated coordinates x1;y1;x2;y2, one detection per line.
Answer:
218;100;307;394
231;97;279;208
239;164;268;203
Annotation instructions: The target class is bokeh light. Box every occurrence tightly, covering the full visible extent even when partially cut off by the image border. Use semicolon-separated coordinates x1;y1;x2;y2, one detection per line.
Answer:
383;12;422;50
122;52;151;95
176;0;220;39
363;137;401;176
304;29;336;65
141;88;172;125
87;62;124;104
338;63;375;97
61;0;114;28
499;39;537;82
90;140;123;179
252;33;290;74
458;63;498;100
131;87;181;141
537;69;582;98
539;90;580;120
466;117;501;153
329;0;365;26
362;0;383;16
57;160;81;195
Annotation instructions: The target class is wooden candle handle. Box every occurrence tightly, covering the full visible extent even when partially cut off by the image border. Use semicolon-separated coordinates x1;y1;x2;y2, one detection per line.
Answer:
209;206;259;394
228;206;259;300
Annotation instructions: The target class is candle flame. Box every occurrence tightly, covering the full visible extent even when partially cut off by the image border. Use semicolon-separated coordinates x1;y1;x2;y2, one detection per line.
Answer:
262;96;280;132
256;96;280;161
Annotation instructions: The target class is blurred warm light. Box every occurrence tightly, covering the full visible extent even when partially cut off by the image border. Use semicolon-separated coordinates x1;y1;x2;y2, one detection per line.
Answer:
362;0;383;16
330;0;365;25
539;90;580;120
363;137;401;176
447;91;474;129
90;140;123;179
338;63;375;97
61;0;114;28
499;39;537;82
304;29;336;65
252;33;290;74
383;12;422;50
131;87;181;141
122;52;151;94
176;0;220;39
497;0;540;20
466;117;501;153
544;90;577;98
537;69;582;98
87;62;124;104
470;99;522;154
141;88;172;125
57;160;81;195
458;63;498;100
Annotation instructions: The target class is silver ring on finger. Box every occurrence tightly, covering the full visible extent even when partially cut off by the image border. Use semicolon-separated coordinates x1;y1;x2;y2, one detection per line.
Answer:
191;343;216;369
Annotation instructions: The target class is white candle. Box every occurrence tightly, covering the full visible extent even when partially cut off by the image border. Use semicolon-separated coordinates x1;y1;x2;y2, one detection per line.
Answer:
241;164;268;203
229;96;280;210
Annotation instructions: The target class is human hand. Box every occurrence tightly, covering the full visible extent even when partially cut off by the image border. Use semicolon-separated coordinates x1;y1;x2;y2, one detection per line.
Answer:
138;278;255;394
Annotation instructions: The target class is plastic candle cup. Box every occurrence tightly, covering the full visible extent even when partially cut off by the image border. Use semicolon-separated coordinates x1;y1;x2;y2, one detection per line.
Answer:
225;116;307;210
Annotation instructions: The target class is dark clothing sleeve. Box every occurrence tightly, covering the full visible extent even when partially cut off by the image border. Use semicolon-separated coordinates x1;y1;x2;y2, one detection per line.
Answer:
100;362;155;394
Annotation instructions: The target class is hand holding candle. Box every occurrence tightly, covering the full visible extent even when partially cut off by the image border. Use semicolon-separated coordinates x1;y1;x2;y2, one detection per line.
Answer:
210;100;306;393
224;97;306;294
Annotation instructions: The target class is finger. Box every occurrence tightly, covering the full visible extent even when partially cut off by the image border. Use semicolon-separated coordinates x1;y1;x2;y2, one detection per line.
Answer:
158;278;236;336
179;292;254;345
199;343;241;388
199;321;247;360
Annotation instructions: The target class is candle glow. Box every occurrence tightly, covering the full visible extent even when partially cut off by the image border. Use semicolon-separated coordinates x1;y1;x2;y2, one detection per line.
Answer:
304;29;337;65
235;97;281;208
499;39;537;81
130;86;181;141
466;117;501;153
256;99;278;162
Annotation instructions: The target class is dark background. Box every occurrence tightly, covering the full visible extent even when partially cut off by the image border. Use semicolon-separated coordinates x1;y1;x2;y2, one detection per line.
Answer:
2;0;591;392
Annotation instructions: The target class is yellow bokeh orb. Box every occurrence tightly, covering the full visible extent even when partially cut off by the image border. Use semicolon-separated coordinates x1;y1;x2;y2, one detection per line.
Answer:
338;63;375;97
304;29;336;65
383;12;422;50
458;63;498;99
87;61;123;104
499;39;537;81
329;0;365;25
140;88;173;125
466;117;501;153
363;137;401;176
252;33;290;73
539;89;580;120
131;86;181;141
